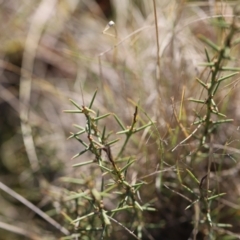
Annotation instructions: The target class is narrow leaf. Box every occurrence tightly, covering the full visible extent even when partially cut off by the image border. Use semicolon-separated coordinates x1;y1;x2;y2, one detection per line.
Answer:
212;81;221;95
117;129;129;134
211;111;226;117
212;119;233;124
185;199;199;210
94;113;111;121
186;169;200;184
142;207;156;211
71;149;88;160
182;184;194;194
74;138;88;148
188;98;205;104
73;160;95;167
199;62;215;67
207;212;212;227
89;89;98;108
198;35;220;52
221;67;240;71
73;124;85;130
106;138;120;146
72;212;95;223
69;99;82;110
68;130;85;139
101;126;106;141
99;165;113;173
193;119;205;125
196;78;208;89
134;201;143;211
134;122;153;133
120;160;135;172
63;110;82;113
60;177;85;185
65;192;89;201
102;211;111;225
217;72;239;82
204;48;211;63
215;223;232;228
207;193;226;201
113;114;125;130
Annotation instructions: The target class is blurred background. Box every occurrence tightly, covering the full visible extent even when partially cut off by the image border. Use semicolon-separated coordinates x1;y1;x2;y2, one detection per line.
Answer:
1;0;240;239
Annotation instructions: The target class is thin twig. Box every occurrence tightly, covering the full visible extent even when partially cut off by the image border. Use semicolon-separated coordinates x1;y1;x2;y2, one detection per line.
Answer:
0;182;69;235
152;0;161;83
172;124;202;152
163;184;192;202
108;216;140;240
98;25;152;57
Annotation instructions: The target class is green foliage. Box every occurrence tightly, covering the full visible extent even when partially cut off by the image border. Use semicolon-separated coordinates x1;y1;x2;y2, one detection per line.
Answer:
171;12;240;239
63;90;154;239
2;1;240;240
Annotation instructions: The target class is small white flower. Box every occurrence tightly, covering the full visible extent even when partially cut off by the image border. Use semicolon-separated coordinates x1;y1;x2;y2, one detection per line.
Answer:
108;21;115;27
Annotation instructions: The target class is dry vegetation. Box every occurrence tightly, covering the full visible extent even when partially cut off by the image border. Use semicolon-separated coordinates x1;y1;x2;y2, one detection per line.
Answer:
1;0;240;239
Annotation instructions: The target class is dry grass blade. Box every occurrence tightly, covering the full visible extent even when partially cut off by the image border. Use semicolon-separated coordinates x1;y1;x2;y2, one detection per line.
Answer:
0;221;42;240
0;182;69;235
